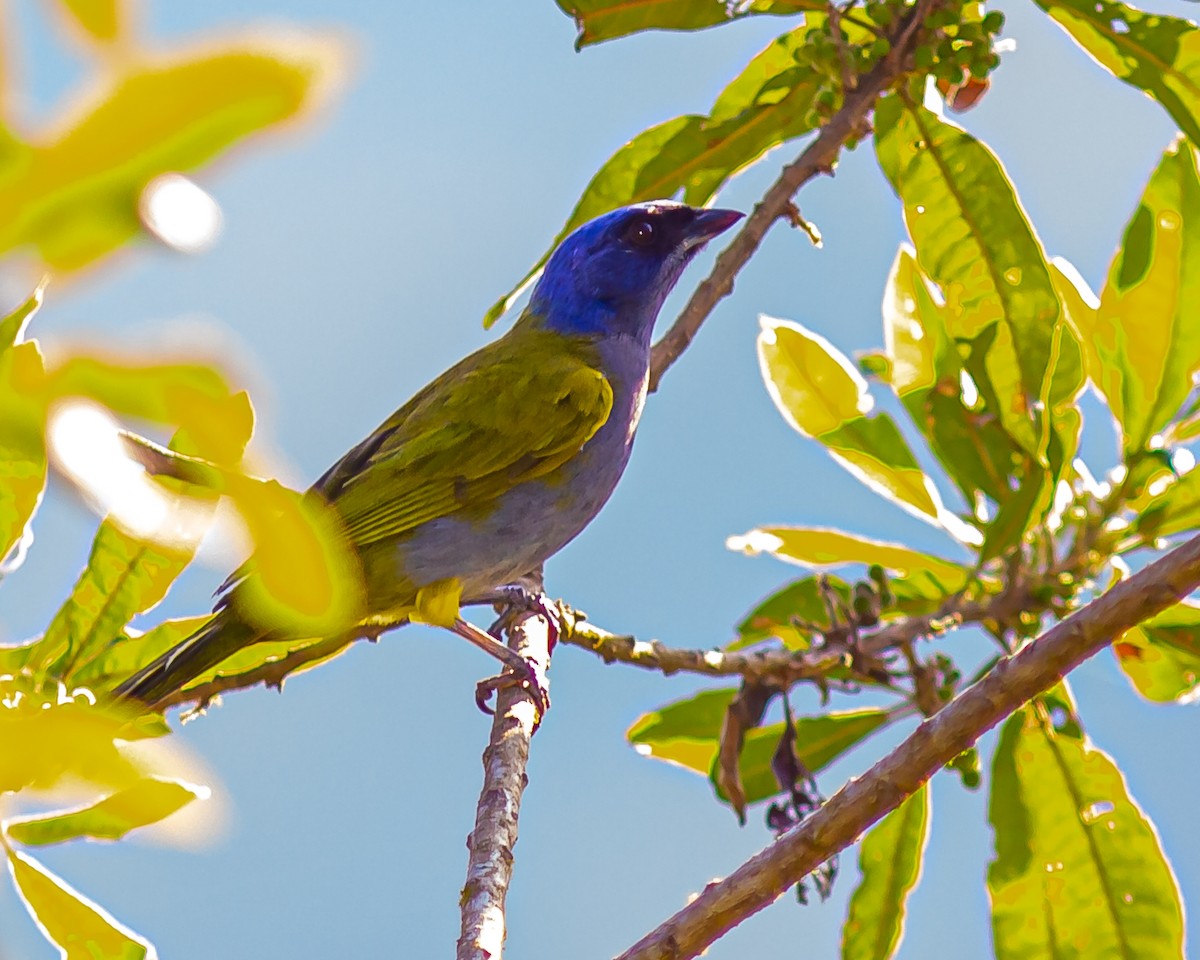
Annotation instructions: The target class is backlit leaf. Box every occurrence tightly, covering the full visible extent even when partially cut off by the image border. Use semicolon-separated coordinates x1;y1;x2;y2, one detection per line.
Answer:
1084;139;1200;453
70;616;211;693
1033;0;1200;144
56;0;125;44
557;0;814;48
841;786;930;960
6;848;151;959
988;695;1183;959
734;575;852;650
7;777;203;846
0;313;48;573
728;526;968;590
1114;599;1200;703
875;95;1060;458
758;315;947;525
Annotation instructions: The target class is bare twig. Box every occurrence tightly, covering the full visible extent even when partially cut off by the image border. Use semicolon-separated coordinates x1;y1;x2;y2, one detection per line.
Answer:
457;606;554;960
647;0;938;391
613;532;1200;960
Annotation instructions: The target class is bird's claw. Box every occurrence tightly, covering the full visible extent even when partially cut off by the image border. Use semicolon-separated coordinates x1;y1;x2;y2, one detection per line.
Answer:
488;587;561;652
475;662;550;729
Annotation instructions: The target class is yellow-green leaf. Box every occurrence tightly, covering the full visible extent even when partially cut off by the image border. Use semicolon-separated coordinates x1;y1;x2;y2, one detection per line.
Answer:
1114;600;1200;703
988;697;1183;959
6;777;203;846
1085;139;1200;453
485;27;819;326
0;35;343;271
56;0;126;44
557;0;814;49
627;690;890;807
875;95;1061;457
1033;0;1200;145
758;315;946;525
70;616;211;693
841;786;930;960
883;247;1024;506
6;848;151;959
0;340;47;573
728;526;968;591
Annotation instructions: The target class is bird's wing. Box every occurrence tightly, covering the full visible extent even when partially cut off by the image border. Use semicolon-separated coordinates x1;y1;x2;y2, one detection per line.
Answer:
312;332;614;548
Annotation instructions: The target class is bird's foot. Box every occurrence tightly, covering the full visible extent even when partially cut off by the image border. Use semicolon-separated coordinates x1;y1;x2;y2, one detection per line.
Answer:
486;586;562;653
474;663;551;727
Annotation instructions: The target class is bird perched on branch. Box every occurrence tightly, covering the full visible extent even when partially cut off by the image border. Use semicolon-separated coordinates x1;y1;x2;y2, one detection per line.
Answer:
112;201;743;716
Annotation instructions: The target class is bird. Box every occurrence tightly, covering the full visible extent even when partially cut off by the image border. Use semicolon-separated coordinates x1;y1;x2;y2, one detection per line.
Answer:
112;200;743;715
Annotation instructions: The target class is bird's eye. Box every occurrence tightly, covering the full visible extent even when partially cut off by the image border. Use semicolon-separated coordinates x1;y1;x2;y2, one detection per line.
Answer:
625;218;656;248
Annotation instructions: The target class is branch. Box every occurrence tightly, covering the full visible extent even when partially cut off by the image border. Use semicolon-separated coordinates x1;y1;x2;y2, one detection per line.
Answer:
646;0;938;392
614;533;1200;960
457;606;554;960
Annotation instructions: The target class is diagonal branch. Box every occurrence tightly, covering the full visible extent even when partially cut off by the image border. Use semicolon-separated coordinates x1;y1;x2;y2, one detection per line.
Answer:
613;532;1200;960
457;605;554;960
647;0;939;391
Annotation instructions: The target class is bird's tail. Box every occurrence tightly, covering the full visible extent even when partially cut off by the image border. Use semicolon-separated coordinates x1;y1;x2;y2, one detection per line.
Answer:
112;614;262;710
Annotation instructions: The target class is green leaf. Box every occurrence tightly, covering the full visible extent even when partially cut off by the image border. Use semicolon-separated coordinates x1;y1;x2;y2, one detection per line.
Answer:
6;777;203;846
35;522;205;681
485;27;820;326
1032;0;1200;145
1114;600;1200;703
757;315;948;526
734;575;852;650
883;247;1024;506
6;847;151;959
841;785;930;960
0;284;43;350
988;698;1183;959
875;95;1061;458
1082;140;1200;453
627;692;891;807
0;35;343;271
728;526;968;590
978;469;1048;564
557;0;814;48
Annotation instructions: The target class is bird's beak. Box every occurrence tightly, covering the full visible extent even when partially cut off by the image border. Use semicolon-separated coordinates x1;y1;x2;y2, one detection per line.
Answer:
681;207;744;250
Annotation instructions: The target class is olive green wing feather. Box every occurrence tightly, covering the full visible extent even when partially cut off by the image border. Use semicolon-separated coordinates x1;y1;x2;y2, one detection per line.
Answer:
311;332;613;549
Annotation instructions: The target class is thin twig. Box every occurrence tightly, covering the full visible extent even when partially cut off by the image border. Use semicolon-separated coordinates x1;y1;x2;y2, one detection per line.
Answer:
457;606;554;960
646;0;939;392
613;532;1200;960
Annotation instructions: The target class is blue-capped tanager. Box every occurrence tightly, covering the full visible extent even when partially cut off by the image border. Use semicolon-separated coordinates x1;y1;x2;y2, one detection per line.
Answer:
113;201;743;714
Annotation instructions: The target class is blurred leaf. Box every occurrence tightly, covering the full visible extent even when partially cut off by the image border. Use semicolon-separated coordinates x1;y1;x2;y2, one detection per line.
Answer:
485;26;819;326
35;523;200;680
734;575;852;650
6;777;202;846
875;95;1060;458
1033;0;1200;144
728;526;968;590
1114;600;1200;703
0;35;343;271
988;697;1183;959
841;785;930;960
57;0;125;44
5;848;151;959
978;470;1047;564
1136;463;1200;541
0;699;138;796
557;0;814;48
70;616;211;693
883;248;1023;506
627;691;890;807
758;316;947;525
0;298;48;572
1082;140;1200;453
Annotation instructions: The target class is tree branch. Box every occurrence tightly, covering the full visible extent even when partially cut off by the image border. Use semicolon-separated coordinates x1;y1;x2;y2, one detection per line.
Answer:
457;606;554;960
613;533;1200;960
647;0;938;392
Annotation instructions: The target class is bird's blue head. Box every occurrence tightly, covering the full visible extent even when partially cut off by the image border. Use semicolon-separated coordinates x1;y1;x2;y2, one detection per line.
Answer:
528;201;743;343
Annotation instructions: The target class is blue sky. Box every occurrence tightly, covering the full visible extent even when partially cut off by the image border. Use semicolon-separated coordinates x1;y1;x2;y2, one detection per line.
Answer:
2;0;1198;957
